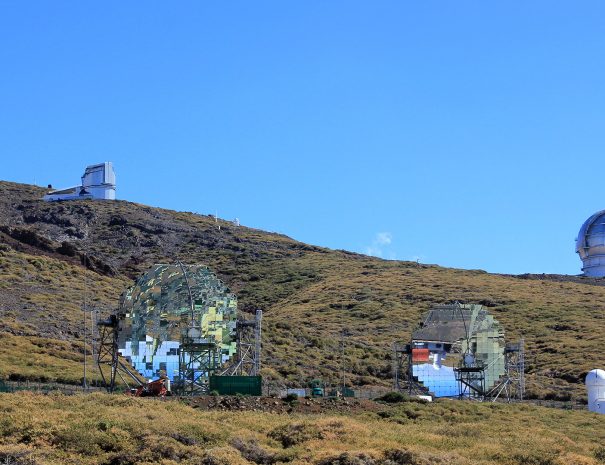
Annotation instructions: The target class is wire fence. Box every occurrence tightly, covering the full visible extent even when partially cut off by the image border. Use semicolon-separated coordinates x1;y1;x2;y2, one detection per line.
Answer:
0;380;103;395
0;379;589;412
276;387;391;400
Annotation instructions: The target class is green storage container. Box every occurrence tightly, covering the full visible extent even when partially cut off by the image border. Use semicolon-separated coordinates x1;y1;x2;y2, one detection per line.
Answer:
0;381;12;393
209;376;262;396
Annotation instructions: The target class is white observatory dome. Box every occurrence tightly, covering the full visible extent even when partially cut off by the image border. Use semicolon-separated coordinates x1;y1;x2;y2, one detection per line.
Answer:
586;369;605;414
586;369;605;387
576;210;605;277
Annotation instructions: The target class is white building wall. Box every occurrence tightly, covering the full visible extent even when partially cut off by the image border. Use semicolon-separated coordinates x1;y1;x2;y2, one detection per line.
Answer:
81;162;116;200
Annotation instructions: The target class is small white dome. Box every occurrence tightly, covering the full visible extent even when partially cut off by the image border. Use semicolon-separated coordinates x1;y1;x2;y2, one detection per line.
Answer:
586;369;605;386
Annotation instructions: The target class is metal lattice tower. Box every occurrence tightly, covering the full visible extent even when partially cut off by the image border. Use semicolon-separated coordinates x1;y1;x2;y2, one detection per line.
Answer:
487;338;525;402
392;342;406;392
455;363;486;399
392;342;430;396
222;309;262;377
96;313;144;393
178;325;221;395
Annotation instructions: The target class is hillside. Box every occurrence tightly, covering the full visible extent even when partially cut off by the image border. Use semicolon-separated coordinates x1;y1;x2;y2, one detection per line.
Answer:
0;180;604;399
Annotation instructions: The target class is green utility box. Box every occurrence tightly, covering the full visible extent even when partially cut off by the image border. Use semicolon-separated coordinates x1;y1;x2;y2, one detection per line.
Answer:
209;376;262;396
310;379;324;397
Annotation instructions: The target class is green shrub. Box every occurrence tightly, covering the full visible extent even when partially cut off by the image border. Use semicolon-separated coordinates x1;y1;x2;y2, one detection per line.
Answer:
595;447;605;463
269;422;322;447
376;392;409;404
509;453;557;465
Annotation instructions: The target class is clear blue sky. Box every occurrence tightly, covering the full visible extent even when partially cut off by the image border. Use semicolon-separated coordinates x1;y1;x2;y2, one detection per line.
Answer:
1;1;604;275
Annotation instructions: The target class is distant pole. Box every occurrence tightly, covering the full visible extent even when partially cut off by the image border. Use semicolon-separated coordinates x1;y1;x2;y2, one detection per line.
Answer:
82;258;88;391
83;303;87;390
255;309;262;376
90;308;97;386
341;328;346;395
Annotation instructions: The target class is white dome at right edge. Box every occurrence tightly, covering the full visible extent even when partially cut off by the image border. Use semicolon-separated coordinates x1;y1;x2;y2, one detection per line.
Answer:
576;210;605;277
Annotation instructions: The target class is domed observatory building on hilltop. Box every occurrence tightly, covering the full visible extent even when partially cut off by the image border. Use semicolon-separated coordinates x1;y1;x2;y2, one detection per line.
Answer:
576;211;605;277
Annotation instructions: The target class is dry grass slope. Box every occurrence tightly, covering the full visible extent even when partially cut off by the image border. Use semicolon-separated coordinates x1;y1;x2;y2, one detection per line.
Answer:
1;392;605;465
0;181;604;399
